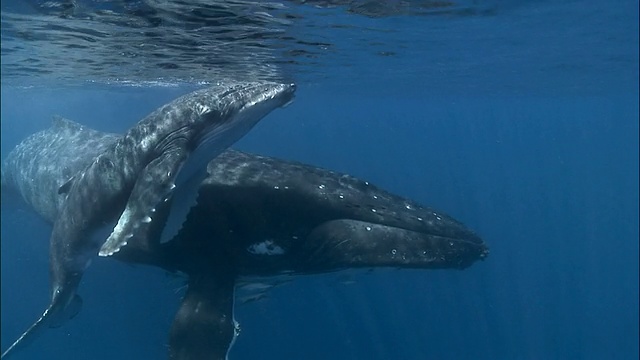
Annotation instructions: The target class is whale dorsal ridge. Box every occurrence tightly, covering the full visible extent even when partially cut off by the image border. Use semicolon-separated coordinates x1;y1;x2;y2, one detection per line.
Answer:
52;115;83;130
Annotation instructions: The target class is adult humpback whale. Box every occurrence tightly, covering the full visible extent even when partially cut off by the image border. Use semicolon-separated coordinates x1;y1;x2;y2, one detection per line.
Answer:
0;81;296;359
151;149;488;360
1;120;488;359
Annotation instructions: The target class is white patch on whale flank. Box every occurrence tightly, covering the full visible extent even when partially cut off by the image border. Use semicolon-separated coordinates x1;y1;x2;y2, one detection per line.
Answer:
247;240;285;255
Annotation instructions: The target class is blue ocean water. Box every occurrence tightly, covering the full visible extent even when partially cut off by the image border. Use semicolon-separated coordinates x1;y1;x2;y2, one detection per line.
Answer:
1;1;638;359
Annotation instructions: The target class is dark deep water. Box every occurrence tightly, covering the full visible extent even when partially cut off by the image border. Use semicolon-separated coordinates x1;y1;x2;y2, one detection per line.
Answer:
1;1;638;359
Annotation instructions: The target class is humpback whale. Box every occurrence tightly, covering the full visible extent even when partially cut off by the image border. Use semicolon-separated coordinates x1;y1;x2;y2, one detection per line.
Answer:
1;120;488;359
148;149;488;360
0;81;296;359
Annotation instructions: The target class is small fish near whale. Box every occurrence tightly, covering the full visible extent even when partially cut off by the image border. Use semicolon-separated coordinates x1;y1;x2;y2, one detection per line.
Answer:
1;118;488;359
0;81;296;359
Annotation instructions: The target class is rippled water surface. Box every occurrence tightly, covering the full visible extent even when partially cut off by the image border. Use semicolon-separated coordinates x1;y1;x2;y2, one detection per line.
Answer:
1;2;638;360
1;0;637;94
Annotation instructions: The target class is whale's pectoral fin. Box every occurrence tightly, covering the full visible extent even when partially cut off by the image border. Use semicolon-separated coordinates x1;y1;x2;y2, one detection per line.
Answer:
169;273;237;360
1;294;82;359
99;148;188;257
1;310;49;359
158;169;206;244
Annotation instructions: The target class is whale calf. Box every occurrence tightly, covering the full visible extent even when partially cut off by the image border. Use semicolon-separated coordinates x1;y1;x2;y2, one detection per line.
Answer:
0;81;296;359
2;120;488;359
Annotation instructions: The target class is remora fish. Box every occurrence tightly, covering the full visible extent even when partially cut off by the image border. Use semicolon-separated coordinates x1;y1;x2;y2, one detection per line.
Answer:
0;81;296;359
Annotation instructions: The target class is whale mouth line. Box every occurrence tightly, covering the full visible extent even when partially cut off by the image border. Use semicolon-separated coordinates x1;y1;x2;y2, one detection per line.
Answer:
360;222;485;247
425;234;486;245
281;98;295;108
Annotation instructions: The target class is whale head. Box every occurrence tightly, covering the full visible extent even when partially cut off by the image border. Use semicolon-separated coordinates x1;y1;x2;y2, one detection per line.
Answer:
186;82;297;157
